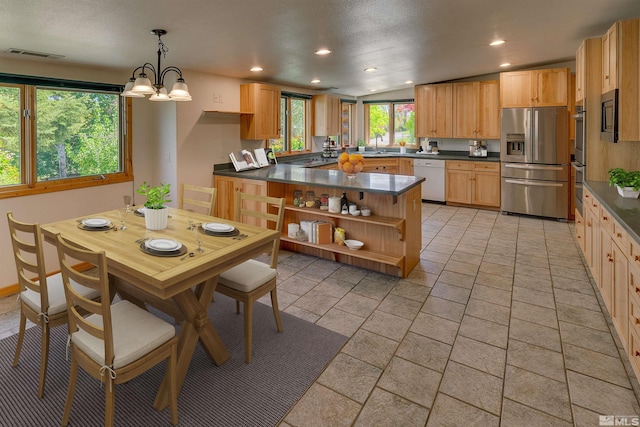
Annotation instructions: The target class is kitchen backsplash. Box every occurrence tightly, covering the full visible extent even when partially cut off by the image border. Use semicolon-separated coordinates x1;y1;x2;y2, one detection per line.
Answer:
420;138;500;153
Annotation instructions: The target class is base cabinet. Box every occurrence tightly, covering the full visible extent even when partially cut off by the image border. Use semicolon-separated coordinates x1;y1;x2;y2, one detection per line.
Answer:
214;175;267;226
445;161;500;208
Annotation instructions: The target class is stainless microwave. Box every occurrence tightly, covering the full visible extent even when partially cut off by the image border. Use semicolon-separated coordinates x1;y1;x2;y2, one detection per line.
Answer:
601;89;618;143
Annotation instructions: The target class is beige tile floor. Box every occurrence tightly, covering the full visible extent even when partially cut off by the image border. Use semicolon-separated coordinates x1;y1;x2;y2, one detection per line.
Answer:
2;203;640;426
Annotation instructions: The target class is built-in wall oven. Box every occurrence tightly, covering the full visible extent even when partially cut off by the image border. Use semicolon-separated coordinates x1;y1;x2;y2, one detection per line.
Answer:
572;106;585;216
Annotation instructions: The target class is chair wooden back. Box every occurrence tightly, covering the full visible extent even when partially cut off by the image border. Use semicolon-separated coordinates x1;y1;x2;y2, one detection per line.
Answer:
55;234;115;367
6;212;51;311
235;193;285;268
179;184;217;216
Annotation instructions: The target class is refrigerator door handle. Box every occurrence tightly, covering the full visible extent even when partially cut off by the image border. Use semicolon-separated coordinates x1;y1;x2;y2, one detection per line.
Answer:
505;179;564;187
533;109;539;161
504;163;564;171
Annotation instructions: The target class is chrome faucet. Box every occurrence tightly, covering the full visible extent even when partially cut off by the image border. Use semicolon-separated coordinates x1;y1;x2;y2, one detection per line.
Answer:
375;134;383;153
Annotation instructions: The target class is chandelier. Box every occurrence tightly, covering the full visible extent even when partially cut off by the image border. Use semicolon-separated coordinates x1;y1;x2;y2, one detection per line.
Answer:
121;29;192;101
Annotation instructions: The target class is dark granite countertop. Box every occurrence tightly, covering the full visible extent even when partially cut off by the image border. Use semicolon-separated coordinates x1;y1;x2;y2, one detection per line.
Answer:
585;180;640;245
214;164;424;196
280;150;500;168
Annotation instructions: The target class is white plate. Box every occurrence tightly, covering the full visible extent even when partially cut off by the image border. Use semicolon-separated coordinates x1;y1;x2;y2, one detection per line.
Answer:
145;239;182;252
81;218;111;228
203;223;235;233
136;207;146;214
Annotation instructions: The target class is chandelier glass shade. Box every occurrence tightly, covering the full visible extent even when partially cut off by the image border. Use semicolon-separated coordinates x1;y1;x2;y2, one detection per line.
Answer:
122;29;191;101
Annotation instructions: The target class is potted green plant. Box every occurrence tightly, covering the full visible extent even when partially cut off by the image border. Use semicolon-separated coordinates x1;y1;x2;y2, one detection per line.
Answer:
136;182;172;229
608;168;640;198
357;139;366;153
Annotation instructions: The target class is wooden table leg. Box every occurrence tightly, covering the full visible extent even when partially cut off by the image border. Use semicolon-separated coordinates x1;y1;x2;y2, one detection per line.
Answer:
154;276;230;410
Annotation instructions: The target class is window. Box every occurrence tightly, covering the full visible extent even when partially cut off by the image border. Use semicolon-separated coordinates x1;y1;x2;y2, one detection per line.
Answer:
341;101;356;147
270;92;310;154
0;75;130;197
364;100;415;147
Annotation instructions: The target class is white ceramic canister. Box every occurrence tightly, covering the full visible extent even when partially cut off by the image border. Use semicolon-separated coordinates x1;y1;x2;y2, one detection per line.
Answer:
288;223;300;238
328;197;341;213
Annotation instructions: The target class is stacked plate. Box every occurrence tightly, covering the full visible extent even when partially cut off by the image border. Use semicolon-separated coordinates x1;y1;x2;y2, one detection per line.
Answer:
200;222;239;237
78;218;112;231
141;238;186;257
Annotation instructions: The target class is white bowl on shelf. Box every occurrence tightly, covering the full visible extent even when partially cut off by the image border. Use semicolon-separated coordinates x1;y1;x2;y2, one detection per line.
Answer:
344;239;364;250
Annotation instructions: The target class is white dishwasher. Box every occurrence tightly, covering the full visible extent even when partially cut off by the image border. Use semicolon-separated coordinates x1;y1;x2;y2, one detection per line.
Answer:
413;158;445;202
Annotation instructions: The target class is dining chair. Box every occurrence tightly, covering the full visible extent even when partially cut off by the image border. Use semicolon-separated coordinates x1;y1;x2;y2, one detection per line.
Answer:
55;234;178;427
216;193;285;363
6;211;101;399
179;183;217;216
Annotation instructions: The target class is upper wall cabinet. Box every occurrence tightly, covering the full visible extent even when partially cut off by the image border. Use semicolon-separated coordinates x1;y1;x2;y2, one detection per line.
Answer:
616;19;640;142
240;83;281;140
415;83;453;138
312;94;341;137
500;68;569;108
453;80;500;139
602;21;618;94
576;41;586;103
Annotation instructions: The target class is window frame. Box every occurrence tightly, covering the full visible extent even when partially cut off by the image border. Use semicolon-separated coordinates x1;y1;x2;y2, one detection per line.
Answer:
363;99;416;147
271;92;311;156
0;74;132;199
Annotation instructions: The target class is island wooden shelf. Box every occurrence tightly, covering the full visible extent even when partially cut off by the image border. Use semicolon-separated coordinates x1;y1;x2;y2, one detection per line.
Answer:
280;235;404;269
284;205;406;240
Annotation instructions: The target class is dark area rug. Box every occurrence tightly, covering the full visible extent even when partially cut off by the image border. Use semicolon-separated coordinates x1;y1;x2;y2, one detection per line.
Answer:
0;294;347;426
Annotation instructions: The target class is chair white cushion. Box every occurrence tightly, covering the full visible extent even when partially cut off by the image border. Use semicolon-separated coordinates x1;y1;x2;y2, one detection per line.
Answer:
218;259;276;292
21;273;101;316
71;300;176;369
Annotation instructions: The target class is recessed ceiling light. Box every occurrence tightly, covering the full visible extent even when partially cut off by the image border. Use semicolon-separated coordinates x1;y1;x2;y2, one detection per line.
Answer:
369;89;377;92
500;63;512;67
364;67;378;72
250;66;263;72
490;40;506;46
405;80;414;84
311;79;321;84
315;49;331;55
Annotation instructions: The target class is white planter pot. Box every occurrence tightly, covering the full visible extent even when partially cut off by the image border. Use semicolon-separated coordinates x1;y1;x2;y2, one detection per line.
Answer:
144;207;169;230
617;185;640;199
358;146;365;153
399;147;406;154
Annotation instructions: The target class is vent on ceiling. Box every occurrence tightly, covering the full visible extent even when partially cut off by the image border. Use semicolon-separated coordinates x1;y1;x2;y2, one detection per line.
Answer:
7;48;65;59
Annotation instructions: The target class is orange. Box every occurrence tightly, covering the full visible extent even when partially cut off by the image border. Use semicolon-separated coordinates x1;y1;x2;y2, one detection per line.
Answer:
338;152;349;163
341;161;354;174
354;162;364;173
348;154;359;164
356;154;364;162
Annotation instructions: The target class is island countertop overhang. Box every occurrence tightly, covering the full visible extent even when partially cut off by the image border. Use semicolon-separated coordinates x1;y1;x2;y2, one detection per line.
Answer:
213;164;424;196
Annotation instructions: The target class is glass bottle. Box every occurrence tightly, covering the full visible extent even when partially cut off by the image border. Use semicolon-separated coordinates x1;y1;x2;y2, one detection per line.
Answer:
340;192;349;213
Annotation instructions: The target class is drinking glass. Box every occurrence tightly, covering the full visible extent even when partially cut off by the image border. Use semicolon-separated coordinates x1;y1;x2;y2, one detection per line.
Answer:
193;226;203;253
117;208;129;230
185;209;195;230
123;195;132;213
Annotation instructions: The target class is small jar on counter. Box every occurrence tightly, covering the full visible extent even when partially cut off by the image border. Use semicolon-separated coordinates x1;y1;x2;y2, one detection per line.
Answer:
320;193;329;210
293;190;303;207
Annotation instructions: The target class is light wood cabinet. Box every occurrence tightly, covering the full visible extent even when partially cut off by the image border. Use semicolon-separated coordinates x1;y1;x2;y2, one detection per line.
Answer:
500;68;569;108
575;208;585;252
312;94;341;137
616;19;640;142
415;83;453;138
602;21;618;94
445;161;500;208
453;80;500;139
361;158;398;174
576;41;586;103
399;158;413;176
213;175;267;225
240;83;281;140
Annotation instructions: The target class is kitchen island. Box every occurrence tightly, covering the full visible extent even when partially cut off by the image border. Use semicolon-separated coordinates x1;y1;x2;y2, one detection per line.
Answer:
214;164;424;277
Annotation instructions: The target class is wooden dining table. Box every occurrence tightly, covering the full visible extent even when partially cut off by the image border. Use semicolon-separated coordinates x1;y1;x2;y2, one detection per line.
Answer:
41;207;280;410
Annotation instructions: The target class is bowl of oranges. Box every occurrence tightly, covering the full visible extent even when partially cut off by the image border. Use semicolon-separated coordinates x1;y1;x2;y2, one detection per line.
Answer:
337;152;365;178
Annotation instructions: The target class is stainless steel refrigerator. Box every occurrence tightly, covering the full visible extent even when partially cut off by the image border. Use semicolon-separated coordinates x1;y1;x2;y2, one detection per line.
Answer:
500;107;569;219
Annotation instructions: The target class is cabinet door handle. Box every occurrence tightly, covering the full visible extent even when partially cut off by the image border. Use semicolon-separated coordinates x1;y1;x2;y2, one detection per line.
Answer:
636;255;640;262
636;287;640;295
635;317;640;325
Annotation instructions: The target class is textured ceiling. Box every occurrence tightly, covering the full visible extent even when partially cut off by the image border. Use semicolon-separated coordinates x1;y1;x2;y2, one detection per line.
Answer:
1;0;640;96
